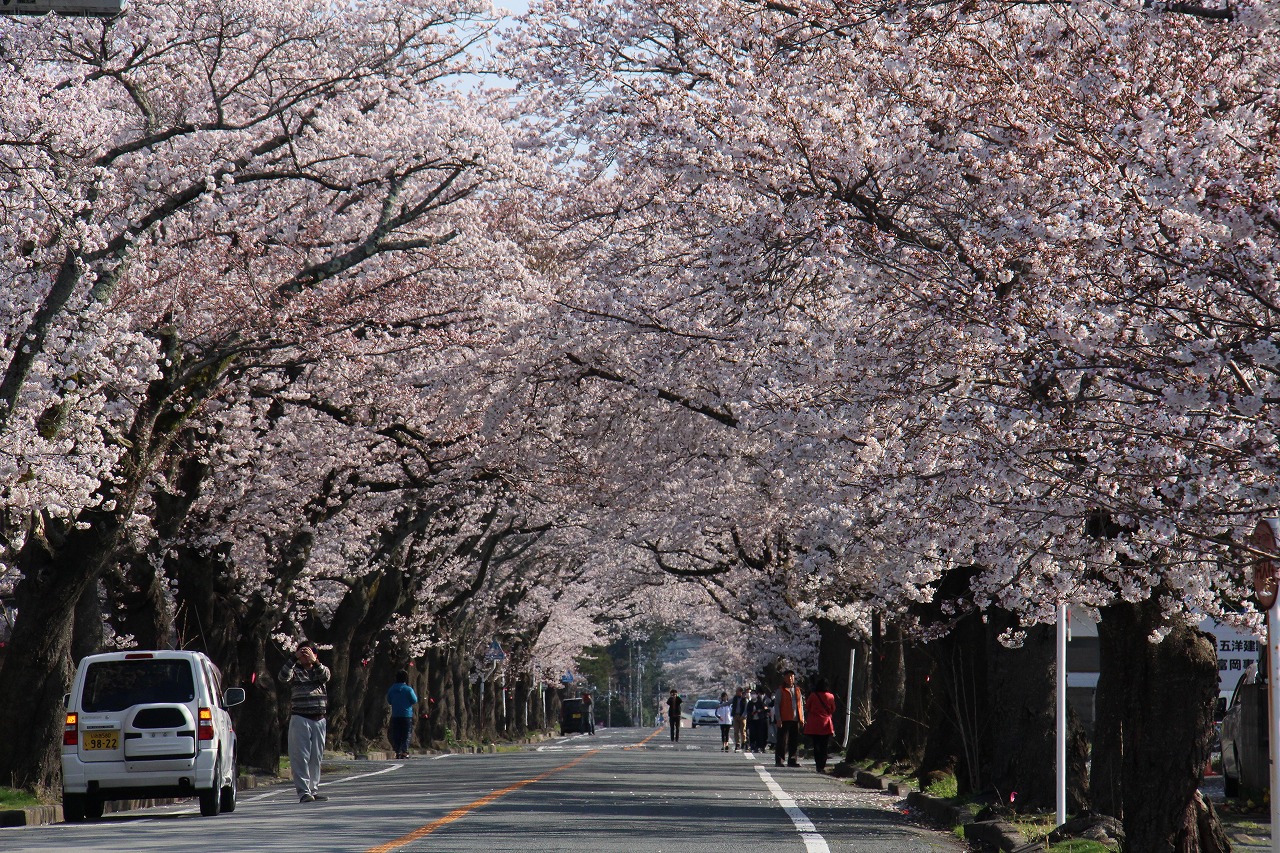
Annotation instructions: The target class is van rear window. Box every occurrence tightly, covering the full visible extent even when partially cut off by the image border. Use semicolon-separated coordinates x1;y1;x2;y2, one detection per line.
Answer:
81;660;196;711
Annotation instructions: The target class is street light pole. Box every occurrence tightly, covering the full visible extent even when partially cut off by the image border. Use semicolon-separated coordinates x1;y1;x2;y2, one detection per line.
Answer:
1248;516;1280;853
1056;603;1068;827
842;647;856;750
1268;598;1280;853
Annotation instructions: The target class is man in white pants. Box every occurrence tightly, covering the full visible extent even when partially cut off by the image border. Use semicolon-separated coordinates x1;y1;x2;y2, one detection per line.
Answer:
279;642;331;802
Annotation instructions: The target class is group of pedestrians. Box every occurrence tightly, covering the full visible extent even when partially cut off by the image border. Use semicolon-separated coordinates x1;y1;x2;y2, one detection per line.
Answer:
711;686;766;752
280;641;840;809
667;669;838;773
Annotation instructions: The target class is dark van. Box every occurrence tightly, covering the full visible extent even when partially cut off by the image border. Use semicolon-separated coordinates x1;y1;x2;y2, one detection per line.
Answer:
560;698;593;735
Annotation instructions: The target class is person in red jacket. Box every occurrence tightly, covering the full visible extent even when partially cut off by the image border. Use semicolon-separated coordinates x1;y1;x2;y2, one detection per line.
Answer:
803;675;837;773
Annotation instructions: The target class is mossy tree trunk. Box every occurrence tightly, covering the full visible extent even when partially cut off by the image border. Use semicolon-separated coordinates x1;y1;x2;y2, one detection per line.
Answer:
1091;594;1228;852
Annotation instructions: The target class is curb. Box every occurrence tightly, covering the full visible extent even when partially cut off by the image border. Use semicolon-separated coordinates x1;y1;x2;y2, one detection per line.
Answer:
0;805;61;827
963;818;1030;852
849;770;1028;853
1;771;273;829
2;734;557;829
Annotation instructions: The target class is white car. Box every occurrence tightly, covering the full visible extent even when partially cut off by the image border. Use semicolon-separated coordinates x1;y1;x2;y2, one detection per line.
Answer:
690;699;720;727
61;650;245;821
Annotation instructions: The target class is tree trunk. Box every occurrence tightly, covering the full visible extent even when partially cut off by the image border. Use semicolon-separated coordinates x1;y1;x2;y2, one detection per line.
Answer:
424;646;449;745
1091;595;1226;852
360;642;403;749
71;579;105;662
849;613;908;762
983;614;1057;810
103;450;208;652
512;675;529;737
104;556;176;651
918;609;987;794
896;642;934;766
234;632;286;774
170;542;286;772
0;509;122;789
816;618;855;746
0;571;80;789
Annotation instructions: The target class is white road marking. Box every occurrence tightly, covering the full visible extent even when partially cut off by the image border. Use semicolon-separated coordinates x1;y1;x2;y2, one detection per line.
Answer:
431;753;453;760
320;763;403;787
755;766;831;853
241;762;405;804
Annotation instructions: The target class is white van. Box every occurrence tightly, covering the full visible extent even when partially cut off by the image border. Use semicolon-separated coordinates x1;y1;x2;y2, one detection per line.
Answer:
61;650;244;821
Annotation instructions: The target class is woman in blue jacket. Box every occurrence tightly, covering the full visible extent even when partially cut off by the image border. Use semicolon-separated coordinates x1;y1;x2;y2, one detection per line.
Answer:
386;670;419;759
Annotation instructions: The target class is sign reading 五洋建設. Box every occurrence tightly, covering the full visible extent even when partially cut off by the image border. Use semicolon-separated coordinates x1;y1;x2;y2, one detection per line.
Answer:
0;0;123;15
1217;635;1261;678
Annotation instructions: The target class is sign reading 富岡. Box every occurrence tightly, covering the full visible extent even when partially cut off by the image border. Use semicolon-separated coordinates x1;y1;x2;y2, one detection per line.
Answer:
0;0;124;16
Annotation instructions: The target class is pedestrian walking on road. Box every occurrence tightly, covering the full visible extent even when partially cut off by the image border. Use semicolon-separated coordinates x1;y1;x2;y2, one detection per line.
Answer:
773;670;805;767
716;692;733;751
803;676;837;773
730;687;747;751
386;670;418;760
763;687;777;749
746;688;769;751
582;690;596;734
667;689;683;742
279;642;331;802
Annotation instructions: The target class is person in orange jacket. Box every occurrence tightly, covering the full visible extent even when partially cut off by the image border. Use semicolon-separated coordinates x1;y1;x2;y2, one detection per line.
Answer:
773;670;805;767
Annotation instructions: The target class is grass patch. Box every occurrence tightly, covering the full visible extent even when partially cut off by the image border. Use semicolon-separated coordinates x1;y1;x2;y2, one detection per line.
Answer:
924;773;958;799
0;787;41;809
1047;840;1116;853
1011;813;1057;843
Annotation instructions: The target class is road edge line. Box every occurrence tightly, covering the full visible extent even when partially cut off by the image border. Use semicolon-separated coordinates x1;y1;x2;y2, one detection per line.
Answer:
754;765;832;853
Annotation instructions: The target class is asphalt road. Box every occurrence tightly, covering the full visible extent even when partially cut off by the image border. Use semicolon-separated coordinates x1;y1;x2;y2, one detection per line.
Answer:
4;725;966;852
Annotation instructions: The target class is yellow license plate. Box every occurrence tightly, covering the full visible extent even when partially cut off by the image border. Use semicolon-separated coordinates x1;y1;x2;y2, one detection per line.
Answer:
84;731;119;750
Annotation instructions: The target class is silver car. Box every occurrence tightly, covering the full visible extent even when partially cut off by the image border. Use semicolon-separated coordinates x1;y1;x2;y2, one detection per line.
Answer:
690;698;719;727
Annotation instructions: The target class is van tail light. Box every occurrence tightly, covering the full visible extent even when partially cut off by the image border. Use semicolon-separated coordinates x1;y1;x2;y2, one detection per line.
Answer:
64;713;79;746
198;708;214;741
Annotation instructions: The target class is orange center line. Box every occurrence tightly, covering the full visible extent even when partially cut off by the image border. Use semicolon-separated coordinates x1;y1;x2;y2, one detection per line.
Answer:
622;727;665;750
365;748;601;853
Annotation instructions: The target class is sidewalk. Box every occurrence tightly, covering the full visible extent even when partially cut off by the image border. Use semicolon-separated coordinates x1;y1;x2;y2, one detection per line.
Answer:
1203;775;1271;852
848;767;1272;852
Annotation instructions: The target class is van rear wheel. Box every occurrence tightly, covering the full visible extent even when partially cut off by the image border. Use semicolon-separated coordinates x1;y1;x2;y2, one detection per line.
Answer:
62;793;86;823
199;754;223;817
220;756;238;813
84;795;104;821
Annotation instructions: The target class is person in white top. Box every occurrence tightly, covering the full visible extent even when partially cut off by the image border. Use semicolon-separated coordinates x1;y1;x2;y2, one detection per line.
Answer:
715;692;733;752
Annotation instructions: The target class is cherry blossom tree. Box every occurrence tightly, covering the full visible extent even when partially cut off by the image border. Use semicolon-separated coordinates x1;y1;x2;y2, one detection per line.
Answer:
506;0;1276;846
0;0;538;788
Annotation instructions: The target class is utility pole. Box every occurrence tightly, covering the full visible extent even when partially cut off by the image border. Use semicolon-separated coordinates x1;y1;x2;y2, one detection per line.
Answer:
637;658;645;726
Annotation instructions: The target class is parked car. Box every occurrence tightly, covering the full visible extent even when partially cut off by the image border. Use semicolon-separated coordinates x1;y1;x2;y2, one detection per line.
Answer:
1220;664;1268;798
690;698;719;728
560;698;593;734
61;650;244;821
